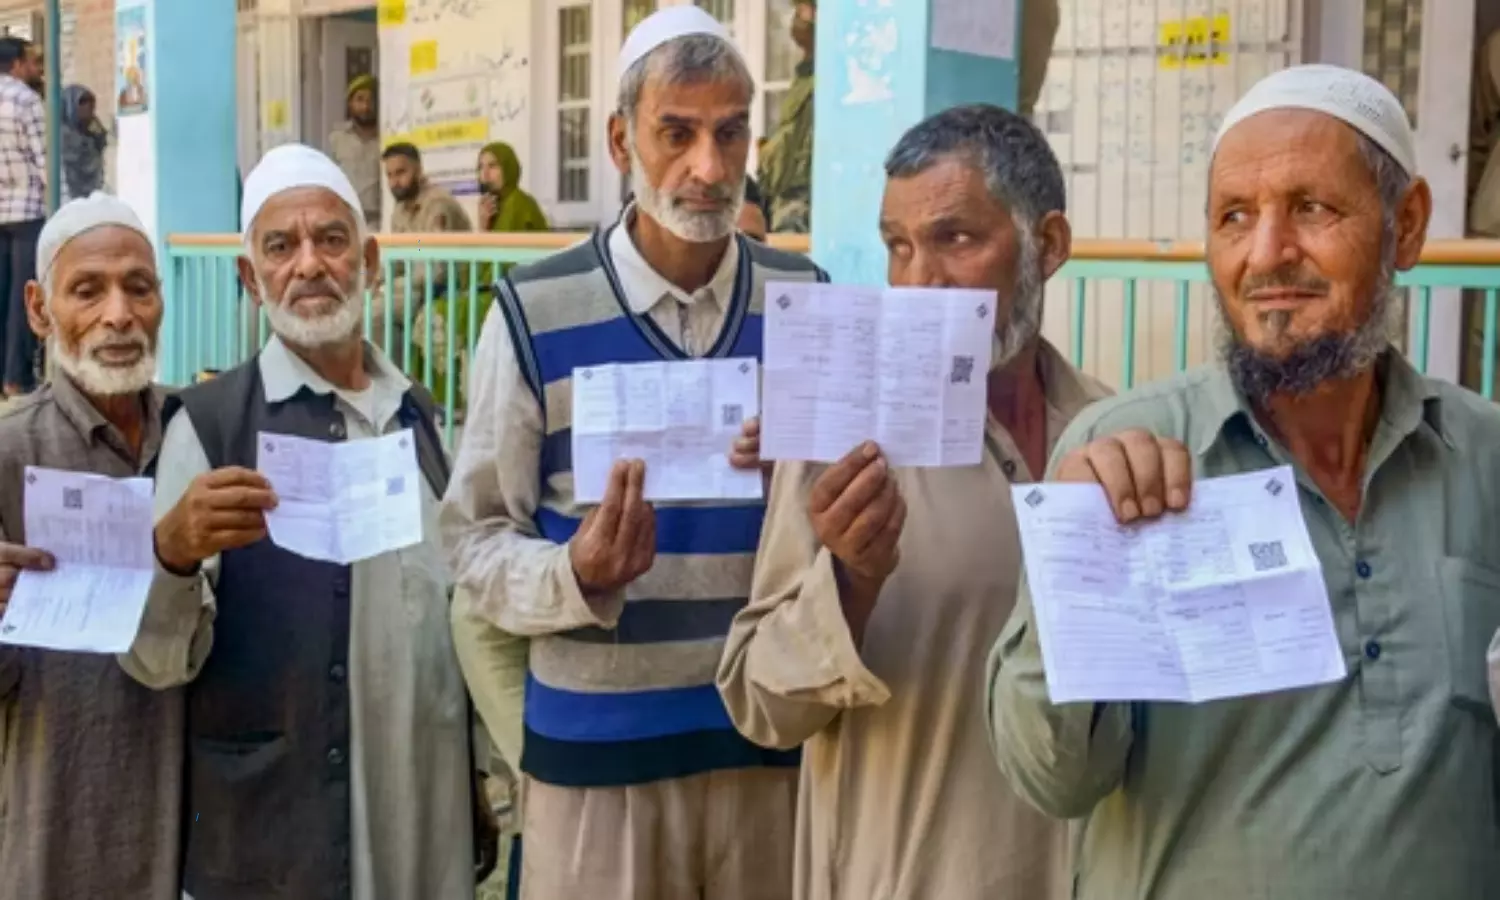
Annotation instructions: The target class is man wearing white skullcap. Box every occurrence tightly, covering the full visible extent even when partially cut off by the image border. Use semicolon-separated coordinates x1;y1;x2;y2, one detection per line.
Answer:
131;143;498;899
0;191;184;900
442;7;822;900
991;63;1500;898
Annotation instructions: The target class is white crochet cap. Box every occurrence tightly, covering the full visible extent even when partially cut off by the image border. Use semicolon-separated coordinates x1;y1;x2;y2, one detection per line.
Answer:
618;5;738;79
1213;64;1416;176
241;142;364;234
37;191;152;286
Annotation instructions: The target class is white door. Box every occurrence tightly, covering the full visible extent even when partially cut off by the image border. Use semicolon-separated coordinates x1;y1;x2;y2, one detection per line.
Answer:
1412;0;1474;382
320;18;379;145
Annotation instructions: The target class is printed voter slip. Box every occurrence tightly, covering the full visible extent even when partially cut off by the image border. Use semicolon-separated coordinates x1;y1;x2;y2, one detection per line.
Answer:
257;429;423;564
760;281;995;467
570;357;763;503
0;467;154;653
1011;466;1347;704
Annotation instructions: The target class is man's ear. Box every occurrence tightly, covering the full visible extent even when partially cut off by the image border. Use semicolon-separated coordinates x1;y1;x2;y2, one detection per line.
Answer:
362;233;381;277
607;112;631;176
24;280;50;339
1035;211;1072;282
236;256;264;308
1392;176;1432;272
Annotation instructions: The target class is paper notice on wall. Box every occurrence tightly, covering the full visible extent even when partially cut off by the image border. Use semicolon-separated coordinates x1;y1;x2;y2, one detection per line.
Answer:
930;0;1017;60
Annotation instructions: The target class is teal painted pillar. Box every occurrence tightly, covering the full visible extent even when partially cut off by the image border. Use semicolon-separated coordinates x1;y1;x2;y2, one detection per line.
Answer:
810;0;1023;285
115;0;237;384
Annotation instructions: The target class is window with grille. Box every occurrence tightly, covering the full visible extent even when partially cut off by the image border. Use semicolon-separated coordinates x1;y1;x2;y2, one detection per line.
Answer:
558;3;593;204
696;0;737;38
624;0;655;43
1362;0;1422;127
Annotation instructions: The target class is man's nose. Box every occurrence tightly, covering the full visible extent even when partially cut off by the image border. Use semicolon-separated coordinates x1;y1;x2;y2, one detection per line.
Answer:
1245;209;1301;277
688;135;728;188
97;284;137;332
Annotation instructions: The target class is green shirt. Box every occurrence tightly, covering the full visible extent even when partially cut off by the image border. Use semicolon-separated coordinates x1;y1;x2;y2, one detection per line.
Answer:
988;351;1500;900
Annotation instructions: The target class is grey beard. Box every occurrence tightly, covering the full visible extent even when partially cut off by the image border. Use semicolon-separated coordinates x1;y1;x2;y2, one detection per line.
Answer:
1218;276;1396;405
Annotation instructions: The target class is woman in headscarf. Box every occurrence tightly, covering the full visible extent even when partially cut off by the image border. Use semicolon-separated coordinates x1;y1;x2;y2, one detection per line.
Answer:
61;85;108;202
413;142;550;417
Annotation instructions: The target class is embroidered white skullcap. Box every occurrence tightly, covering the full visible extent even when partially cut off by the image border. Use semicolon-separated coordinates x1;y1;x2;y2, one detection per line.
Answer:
1213;64;1416;176
618;5;737;80
37;191;152;285
241;142;364;234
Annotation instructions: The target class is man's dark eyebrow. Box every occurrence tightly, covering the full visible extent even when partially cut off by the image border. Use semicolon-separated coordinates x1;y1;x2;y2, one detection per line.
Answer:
715;111;751;129
657;113;702;129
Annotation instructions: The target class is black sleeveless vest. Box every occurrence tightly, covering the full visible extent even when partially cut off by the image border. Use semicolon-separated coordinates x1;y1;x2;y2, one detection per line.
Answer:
162;358;453;900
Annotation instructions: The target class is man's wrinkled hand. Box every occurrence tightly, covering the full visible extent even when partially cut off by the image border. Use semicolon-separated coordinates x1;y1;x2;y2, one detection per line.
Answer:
569;460;655;596
729;416;773;479
154;467;278;574
0;542;55;617
808;441;906;585
1053;428;1193;523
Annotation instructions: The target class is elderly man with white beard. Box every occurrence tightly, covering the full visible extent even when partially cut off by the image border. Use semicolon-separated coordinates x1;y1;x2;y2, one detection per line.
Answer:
989;66;1500;898
127;144;496;900
0;193;184;899
440;7;825;899
715;104;1107;900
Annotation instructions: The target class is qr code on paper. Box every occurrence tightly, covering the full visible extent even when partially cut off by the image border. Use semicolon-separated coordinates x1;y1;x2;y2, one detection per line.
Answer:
385;476;405;497
62;487;83;510
721;404;744;427
949;355;975;385
1248;540;1288;572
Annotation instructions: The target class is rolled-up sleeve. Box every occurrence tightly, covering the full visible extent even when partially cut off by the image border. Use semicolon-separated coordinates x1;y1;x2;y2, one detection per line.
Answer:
985;422;1135;820
120;413;218;690
716;460;891;751
438;303;623;637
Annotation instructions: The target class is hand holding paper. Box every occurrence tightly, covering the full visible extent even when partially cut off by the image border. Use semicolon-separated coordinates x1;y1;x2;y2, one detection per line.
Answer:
1013;466;1346;704
0;467;155;653
568;459;656;596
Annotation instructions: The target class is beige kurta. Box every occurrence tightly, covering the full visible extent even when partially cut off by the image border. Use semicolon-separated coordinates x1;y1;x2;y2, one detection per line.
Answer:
717;341;1108;900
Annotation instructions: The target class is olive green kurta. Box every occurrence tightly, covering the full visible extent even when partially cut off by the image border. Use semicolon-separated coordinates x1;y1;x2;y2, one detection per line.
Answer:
989;351;1500;900
719;341;1107;900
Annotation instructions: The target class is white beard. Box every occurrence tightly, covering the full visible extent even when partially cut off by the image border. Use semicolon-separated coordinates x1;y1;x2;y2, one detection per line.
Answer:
993;230;1044;369
259;267;367;348
628;140;743;244
50;328;156;396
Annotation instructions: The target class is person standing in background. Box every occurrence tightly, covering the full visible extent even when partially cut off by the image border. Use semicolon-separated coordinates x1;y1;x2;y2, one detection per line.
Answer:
476;141;549;237
1018;0;1060;118
758;0;815;234
328;74;382;230
0;35;46;398
61;85;108;203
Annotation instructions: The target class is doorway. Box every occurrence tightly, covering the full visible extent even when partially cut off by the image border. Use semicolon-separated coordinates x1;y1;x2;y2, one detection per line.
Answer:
302;9;379;152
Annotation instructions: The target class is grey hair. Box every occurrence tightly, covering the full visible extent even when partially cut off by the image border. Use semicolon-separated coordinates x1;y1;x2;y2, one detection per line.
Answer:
882;104;1067;232
616;33;754;124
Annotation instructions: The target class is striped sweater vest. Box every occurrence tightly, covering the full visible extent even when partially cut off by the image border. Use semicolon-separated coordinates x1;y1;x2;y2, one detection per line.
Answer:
495;226;826;787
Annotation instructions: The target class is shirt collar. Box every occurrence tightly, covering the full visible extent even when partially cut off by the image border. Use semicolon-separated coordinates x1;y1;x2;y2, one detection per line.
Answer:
607;206;739;316
258;334;408;405
49;371;164;464
1190;349;1451;457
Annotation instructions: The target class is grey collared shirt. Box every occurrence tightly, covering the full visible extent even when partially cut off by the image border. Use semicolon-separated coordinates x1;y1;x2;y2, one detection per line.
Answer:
988;351;1500;899
0;376;181;900
127;337;474;899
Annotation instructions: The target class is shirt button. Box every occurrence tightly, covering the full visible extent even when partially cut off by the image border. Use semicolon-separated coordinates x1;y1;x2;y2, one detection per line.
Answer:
1364;640;1382;661
1001;460;1017;478
329;421;346;439
1355;560;1372;579
327;747;345;766
329;663;346;684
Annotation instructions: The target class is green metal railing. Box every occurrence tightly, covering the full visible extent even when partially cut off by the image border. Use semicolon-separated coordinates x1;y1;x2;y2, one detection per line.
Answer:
164;233;1500;447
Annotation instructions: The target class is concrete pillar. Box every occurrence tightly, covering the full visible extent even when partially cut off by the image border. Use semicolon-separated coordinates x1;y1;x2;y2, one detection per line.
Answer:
114;0;238;383
809;0;1024;285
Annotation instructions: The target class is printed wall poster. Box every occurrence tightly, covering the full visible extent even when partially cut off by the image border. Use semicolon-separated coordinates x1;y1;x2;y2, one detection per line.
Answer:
116;3;149;116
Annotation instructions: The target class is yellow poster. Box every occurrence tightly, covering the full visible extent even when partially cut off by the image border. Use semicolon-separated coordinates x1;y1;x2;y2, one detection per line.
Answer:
1160;14;1231;69
266;100;288;130
409;40;439;76
377;0;406;28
